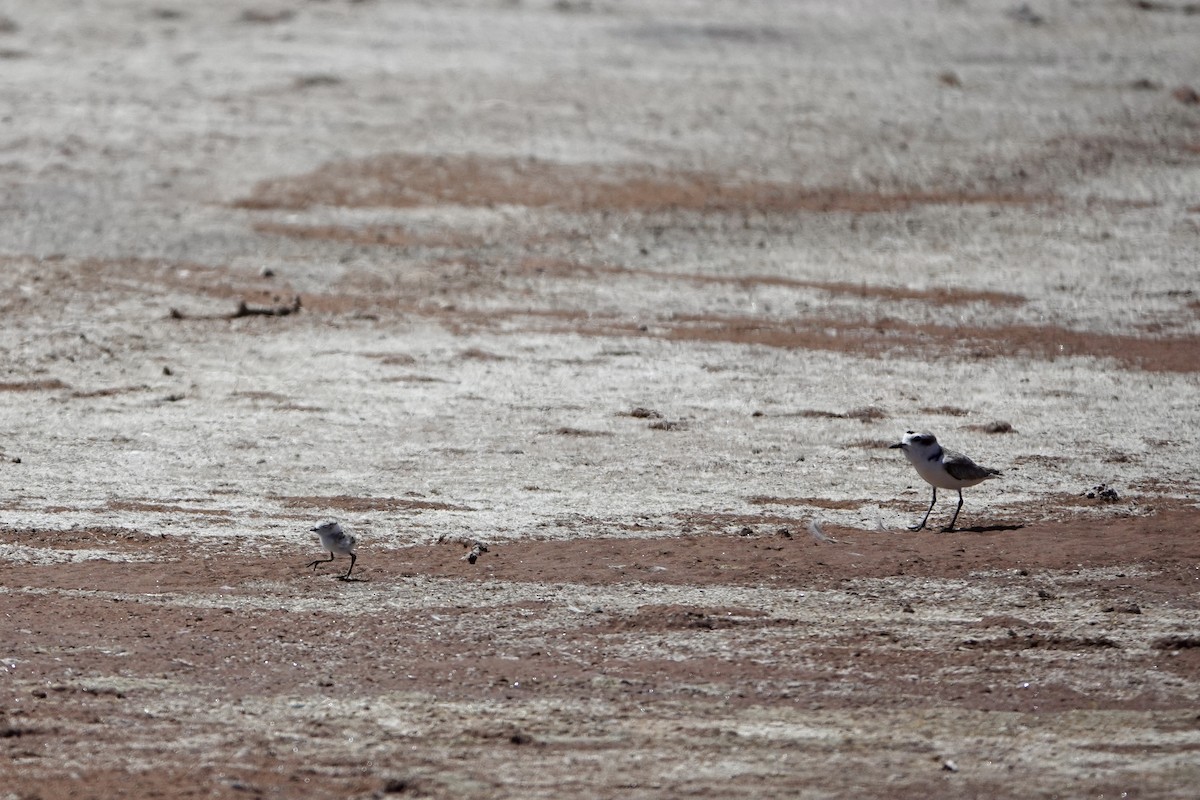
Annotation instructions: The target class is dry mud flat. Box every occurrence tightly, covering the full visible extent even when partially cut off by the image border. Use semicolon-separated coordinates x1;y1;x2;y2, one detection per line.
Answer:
1;508;1200;799
2;1;1200;798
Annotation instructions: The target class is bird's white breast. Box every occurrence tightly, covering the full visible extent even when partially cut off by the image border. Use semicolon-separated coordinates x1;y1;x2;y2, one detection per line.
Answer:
906;450;968;489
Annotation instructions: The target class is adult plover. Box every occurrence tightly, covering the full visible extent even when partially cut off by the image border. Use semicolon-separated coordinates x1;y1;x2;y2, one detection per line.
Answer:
307;521;358;579
890;431;1001;531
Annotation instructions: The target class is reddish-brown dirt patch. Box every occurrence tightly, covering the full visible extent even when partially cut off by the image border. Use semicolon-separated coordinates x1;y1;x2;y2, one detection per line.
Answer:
275;495;473;513
0;379;70;392
253;220;486;249
2;526;162;551
233;153;1044;214
517;257;1028;307
377;500;1200;590
529;311;1200;373
745;496;866;510
105;500;234;518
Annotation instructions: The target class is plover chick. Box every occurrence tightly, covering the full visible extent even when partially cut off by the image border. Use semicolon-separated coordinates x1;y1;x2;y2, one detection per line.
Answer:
307;521;357;579
890;431;1001;532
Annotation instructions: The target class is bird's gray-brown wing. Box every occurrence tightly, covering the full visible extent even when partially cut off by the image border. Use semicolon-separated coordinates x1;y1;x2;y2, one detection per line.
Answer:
943;450;1001;481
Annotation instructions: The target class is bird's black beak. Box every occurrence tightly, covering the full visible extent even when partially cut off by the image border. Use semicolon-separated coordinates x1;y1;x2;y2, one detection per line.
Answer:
889;442;903;449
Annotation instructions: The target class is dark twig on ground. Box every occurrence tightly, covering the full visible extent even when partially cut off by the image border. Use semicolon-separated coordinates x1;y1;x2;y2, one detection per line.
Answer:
168;296;302;321
230;296;302;318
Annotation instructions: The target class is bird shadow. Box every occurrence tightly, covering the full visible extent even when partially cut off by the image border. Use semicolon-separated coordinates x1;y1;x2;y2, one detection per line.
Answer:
950;523;1025;534
301;565;369;582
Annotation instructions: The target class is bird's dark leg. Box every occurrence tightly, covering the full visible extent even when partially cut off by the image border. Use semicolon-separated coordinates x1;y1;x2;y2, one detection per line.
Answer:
942;490;964;532
340;553;356;580
307;552;335;570
910;487;937;531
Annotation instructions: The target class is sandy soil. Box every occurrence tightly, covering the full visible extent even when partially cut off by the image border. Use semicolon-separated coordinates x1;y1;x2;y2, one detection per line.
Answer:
1;1;1199;797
